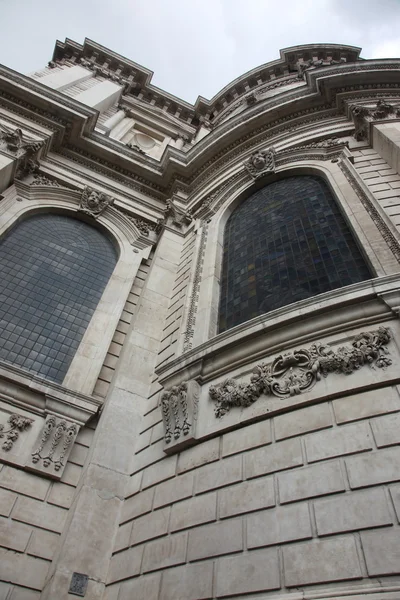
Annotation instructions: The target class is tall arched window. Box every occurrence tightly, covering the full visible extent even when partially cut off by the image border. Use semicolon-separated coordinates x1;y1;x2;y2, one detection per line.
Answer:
0;214;117;383
219;175;372;332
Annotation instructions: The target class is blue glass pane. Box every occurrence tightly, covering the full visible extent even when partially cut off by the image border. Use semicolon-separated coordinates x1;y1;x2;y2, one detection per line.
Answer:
0;214;117;383
219;176;372;332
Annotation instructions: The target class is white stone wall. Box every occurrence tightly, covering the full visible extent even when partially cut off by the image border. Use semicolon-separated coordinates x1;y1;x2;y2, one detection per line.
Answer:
0;421;95;599
106;383;400;599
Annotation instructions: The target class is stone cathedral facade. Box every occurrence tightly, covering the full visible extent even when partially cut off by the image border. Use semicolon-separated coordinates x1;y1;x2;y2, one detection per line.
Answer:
1;38;400;599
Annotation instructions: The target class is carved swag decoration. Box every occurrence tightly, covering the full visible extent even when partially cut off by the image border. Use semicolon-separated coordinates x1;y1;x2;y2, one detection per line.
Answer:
209;327;392;417
0;413;33;451
161;380;200;448
79;186;114;218
30;414;79;474
244;148;276;179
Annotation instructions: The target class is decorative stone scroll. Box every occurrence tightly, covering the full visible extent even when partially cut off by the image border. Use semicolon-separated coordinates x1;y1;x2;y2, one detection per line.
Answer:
164;198;193;228
210;327;392;417
0;413;33;451
79;186;114;218
27;414;79;478
161;380;200;452
244;148;276;179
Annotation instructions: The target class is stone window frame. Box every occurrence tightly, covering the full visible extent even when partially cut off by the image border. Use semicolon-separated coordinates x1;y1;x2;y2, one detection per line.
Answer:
190;160;394;350
0;182;151;396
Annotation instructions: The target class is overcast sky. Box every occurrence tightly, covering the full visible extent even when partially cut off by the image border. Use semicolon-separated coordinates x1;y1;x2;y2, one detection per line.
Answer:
1;0;400;104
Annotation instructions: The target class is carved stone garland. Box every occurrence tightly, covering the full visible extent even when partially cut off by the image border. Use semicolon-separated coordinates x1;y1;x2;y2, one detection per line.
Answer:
209;327;392;417
0;414;33;451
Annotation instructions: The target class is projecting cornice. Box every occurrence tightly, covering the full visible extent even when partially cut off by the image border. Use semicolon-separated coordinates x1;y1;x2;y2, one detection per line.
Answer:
1;59;400;199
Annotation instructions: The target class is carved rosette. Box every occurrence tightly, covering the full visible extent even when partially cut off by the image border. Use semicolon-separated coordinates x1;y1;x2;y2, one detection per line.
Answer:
209;327;392;417
27;414;79;477
161;380;200;452
244;148;276;179
79;186;114;218
0;413;33;452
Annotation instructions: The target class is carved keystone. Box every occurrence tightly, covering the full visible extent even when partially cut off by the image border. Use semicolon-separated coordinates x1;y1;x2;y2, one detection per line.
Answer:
26;413;80;478
161;380;200;453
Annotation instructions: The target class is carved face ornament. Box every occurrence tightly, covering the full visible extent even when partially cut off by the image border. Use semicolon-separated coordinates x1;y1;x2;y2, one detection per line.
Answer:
251;151;266;170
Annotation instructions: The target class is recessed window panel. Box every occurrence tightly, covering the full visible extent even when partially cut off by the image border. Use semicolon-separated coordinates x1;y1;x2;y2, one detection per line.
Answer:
219;175;372;332
0;214;117;383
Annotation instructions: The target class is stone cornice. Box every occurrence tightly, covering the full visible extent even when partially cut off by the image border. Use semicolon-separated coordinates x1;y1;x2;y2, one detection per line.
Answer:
2;61;400;199
155;275;400;387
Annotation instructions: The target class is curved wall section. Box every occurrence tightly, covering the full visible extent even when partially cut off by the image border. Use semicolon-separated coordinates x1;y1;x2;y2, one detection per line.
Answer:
0;214;117;382
219;176;372;332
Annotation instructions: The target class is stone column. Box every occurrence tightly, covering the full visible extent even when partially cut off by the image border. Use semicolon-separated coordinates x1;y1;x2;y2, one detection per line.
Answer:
103;109;126;135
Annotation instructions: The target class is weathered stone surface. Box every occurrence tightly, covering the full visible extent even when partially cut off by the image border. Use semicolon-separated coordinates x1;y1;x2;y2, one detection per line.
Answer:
390;484;400;520
332;387;400;423
0;516;31;551
247;503;312;548
130;506;170;544
215;548;280;596
0;547;49;590
305;421;372;462
222;419;271;456
315;488;392;535
346;447;400;488
153;471;193;508
283;537;362;586
47;482;75;509
219;476;275;518
142;454;177;488
160;561;213;600
0;488;16;517
12;496;67;533
142;532;187;572
279;461;345;503
274;402;332;440
361;529;400;575
120;487;154;524
187;518;242;560
107;545;144;583
27;528;60;560
170;491;217;531
118;572;161;600
0;466;50;500
194;455;242;494
114;522;132;553
245;438;303;479
177;438;219;474
371;412;400;447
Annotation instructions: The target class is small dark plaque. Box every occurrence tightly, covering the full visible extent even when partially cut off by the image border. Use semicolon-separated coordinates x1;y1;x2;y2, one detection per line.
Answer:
69;572;89;597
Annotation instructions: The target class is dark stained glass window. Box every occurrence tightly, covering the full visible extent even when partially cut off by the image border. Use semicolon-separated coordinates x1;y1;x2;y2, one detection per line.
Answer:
0;214;117;383
219;175;372;332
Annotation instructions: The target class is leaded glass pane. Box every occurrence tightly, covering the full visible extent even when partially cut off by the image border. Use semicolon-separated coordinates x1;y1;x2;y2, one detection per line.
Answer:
219;175;372;332
0;214;117;383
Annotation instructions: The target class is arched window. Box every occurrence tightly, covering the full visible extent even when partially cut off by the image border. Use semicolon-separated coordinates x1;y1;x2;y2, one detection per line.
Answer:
219;175;372;332
0;214;117;383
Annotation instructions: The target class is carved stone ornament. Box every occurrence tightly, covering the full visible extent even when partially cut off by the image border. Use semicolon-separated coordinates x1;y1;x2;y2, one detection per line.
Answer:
79;186;114;218
27;414;79;477
244;148;276;179
0;413;33;452
0;123;42;157
31;174;60;187
350;99;400;141
131;216;162;236
209;327;392;417
164;198;193;228
296;57;346;79
161;380;200;451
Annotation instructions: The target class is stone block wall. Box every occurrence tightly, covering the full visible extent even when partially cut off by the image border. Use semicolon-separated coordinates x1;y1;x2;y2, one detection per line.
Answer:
353;148;400;230
105;384;400;599
0;420;95;599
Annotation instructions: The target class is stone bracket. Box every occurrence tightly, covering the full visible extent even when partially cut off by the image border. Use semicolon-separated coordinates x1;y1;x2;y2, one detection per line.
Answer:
161;380;200;453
